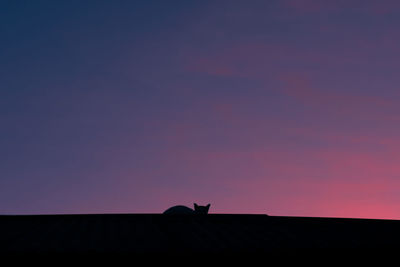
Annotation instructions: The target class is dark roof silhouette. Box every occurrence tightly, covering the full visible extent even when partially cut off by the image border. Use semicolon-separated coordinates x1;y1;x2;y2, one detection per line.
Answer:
1;213;400;252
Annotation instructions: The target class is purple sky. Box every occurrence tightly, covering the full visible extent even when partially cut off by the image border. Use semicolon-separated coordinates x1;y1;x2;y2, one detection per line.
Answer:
2;0;400;218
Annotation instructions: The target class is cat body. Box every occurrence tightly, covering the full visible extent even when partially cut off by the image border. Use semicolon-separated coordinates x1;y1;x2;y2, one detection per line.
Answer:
163;203;210;215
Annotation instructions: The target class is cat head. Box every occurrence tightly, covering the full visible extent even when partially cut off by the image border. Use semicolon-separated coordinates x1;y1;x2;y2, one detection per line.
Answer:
193;203;210;214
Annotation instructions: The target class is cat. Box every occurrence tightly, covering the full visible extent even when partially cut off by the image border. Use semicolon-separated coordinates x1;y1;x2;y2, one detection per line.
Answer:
163;203;210;215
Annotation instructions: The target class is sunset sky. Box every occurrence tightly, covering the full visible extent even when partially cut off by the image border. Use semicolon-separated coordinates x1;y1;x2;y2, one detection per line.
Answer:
2;0;400;218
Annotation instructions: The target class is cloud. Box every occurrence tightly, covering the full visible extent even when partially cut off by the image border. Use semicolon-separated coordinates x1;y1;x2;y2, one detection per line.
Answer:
361;0;400;15
280;0;400;16
278;71;397;120
281;0;344;14
184;57;238;77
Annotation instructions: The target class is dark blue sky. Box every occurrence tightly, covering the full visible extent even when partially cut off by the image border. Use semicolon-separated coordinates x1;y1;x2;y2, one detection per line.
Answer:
2;0;400;218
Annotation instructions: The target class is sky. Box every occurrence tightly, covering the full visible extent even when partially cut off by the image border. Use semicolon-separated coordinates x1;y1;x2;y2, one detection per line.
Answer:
2;0;400;219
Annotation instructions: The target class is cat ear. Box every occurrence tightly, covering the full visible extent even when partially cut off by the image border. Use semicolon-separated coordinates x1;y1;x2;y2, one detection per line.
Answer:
194;203;198;208
206;204;210;208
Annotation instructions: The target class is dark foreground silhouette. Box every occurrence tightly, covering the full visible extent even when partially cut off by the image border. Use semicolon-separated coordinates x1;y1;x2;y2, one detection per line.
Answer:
163;203;210;215
1;214;400;252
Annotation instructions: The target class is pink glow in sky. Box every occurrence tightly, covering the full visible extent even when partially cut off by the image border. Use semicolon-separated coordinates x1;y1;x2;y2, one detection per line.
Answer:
2;1;400;219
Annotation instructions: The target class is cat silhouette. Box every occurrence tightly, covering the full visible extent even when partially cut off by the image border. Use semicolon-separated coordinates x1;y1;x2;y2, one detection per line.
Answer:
163;203;210;215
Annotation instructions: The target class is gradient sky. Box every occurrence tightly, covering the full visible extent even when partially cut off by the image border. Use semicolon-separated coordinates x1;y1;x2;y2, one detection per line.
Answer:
2;0;400;218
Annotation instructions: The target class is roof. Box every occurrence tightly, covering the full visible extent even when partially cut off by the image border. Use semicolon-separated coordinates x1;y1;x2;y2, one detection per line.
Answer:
1;214;399;252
